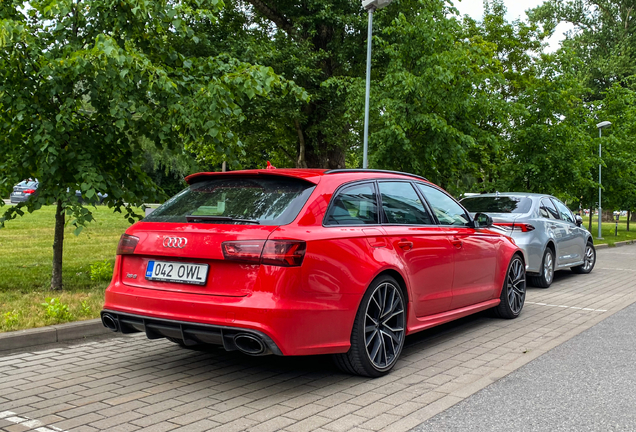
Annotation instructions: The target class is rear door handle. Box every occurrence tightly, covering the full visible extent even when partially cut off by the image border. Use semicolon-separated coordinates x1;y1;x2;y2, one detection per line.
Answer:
397;240;413;251
450;237;463;249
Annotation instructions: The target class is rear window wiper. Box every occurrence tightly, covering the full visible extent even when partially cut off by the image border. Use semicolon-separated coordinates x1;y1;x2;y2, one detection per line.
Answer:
185;215;260;224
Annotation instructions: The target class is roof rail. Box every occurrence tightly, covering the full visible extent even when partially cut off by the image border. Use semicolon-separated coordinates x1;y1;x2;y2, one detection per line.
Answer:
324;169;429;182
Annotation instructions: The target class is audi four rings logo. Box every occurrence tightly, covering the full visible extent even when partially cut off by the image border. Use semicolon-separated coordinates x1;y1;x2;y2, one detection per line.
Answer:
163;237;188;248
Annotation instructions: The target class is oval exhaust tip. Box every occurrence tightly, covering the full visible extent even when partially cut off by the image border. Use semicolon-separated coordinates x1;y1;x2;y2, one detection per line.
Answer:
102;314;119;332
234;334;266;355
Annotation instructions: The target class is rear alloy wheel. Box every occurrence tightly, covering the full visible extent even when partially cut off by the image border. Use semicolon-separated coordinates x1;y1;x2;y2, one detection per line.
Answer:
493;255;526;319
333;276;406;377
529;248;554;288
572;242;596;274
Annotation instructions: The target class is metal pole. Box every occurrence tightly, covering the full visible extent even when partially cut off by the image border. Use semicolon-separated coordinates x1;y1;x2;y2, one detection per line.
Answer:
362;8;374;169
598;128;603;239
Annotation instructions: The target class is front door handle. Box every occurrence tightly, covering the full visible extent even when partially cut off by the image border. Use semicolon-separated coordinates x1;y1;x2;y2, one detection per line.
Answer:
450;237;463;249
397;240;413;251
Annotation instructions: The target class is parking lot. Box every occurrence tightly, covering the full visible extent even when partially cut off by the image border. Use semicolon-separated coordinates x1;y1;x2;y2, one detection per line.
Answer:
2;245;636;432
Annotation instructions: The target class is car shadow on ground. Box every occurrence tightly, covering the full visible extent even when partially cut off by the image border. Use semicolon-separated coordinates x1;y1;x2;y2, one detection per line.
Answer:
121;311;494;381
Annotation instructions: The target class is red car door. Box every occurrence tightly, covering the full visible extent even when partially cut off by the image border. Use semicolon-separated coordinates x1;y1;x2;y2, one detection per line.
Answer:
416;184;500;309
377;181;455;317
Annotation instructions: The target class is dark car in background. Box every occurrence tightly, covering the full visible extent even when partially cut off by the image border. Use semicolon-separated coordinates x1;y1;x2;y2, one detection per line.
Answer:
10;180;39;203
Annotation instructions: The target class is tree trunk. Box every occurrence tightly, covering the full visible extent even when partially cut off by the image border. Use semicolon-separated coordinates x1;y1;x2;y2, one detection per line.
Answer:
602;210;614;222
628;210;631;231
588;207;593;232
294;120;308;168
51;199;65;291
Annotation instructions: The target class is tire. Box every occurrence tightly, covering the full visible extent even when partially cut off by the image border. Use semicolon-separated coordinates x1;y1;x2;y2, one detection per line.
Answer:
333;275;406;377
493;254;526;319
529;248;555;288
572;242;596;274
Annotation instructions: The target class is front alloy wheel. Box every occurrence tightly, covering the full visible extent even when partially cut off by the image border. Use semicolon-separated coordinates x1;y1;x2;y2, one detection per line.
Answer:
494;255;526;319
333;276;406;377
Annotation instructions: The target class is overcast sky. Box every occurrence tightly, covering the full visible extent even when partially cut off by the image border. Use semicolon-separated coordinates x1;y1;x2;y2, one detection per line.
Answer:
453;0;573;51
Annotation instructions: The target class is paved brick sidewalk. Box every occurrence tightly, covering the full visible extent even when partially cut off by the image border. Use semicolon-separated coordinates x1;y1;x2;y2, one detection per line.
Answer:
1;246;635;432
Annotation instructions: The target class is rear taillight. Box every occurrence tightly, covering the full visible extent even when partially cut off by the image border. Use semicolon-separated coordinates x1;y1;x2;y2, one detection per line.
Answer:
494;223;535;232
222;240;266;264
116;234;139;255
222;240;306;267
24;189;36;194
261;240;306;267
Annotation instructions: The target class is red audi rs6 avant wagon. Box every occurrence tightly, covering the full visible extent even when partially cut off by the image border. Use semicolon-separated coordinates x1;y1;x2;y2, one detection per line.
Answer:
102;169;526;377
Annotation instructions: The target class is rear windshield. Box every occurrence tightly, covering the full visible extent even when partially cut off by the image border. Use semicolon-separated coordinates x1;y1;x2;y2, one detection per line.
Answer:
16;180;38;188
144;176;315;225
460;196;532;214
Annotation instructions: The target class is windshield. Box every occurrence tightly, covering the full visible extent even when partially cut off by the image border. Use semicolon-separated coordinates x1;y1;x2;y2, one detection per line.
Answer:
144;176;315;225
460;196;532;214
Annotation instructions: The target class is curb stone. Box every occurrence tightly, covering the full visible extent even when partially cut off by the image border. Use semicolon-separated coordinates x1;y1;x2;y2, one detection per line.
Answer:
0;318;112;352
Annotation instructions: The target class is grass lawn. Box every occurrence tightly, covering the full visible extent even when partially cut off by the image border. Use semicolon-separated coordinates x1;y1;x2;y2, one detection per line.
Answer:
0;205;136;332
582;215;636;246
1;206;634;333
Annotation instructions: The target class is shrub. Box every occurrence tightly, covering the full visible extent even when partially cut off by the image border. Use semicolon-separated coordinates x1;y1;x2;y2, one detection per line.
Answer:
80;300;91;316
41;298;73;322
90;259;114;282
2;310;20;329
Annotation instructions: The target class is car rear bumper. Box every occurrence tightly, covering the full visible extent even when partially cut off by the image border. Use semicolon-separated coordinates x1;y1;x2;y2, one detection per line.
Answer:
101;309;283;355
510;233;542;274
103;281;359;356
9;194;30;203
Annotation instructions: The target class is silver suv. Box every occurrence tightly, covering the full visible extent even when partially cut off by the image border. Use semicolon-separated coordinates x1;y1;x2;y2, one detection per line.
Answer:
460;193;595;288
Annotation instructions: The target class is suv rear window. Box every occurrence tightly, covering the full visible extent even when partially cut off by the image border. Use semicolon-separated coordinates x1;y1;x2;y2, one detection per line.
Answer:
460;196;532;214
144;176;315;225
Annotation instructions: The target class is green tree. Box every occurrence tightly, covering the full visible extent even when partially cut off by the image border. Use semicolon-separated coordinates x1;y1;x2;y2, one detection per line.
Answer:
0;0;298;290
530;0;636;98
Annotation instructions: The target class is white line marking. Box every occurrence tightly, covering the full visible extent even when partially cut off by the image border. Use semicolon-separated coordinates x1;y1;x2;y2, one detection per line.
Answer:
526;301;607;312
1;412;68;432
600;267;636;272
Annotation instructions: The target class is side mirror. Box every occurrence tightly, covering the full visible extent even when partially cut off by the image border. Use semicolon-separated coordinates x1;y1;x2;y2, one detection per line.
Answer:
575;215;583;227
474;212;493;228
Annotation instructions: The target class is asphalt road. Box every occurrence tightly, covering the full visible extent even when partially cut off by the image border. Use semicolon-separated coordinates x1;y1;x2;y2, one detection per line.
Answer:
414;290;636;432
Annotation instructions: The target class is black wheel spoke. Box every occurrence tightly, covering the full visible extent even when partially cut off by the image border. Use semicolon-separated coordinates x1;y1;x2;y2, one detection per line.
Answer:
507;257;526;314
364;281;405;370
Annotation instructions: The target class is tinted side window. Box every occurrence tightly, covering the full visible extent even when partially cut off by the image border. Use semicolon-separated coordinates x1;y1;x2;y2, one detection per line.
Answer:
379;182;433;225
417;184;470;226
540;198;559;219
325;183;378;225
552;199;575;224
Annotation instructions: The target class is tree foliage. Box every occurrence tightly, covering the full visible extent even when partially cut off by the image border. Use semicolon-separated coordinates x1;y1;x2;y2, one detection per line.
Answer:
0;0;302;288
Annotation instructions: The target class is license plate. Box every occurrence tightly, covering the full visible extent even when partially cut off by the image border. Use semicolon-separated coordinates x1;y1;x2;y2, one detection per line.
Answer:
145;261;209;285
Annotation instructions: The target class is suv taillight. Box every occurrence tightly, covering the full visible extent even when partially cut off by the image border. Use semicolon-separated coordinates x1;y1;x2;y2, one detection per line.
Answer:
116;234;139;255
222;240;306;267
